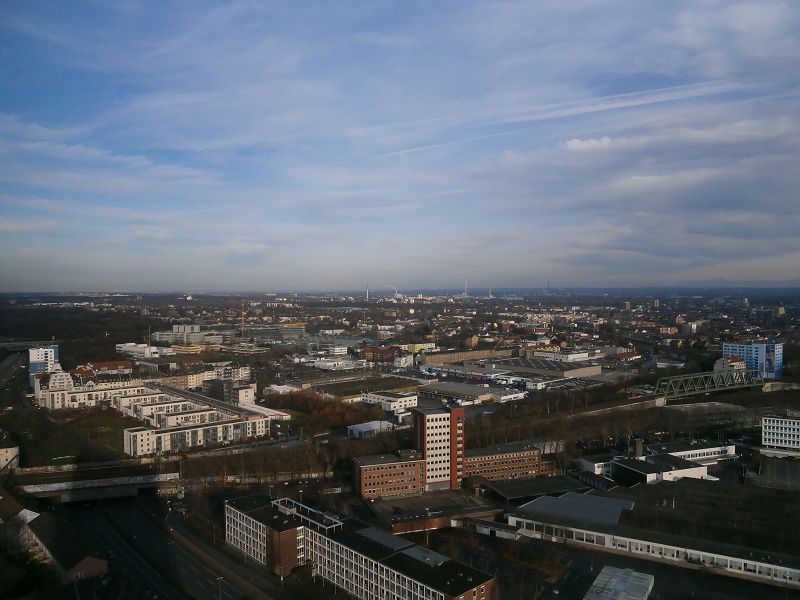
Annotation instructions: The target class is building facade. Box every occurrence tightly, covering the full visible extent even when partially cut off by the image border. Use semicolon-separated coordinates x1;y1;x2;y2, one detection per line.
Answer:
28;345;59;388
225;496;496;600
464;441;556;481
353;451;426;500
413;406;465;491
762;411;800;451
722;342;784;379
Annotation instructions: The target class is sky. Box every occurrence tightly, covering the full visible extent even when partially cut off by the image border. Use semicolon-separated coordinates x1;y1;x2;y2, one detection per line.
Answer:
1;1;799;292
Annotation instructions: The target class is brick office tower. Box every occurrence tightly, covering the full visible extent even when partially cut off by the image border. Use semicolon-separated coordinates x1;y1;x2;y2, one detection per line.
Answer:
413;406;465;491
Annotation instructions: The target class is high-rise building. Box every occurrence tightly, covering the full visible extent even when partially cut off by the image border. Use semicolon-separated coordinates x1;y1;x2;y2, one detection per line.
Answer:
722;342;783;379
28;345;59;388
413;406;465;491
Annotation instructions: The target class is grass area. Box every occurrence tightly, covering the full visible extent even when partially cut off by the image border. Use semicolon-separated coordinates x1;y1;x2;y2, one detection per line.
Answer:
310;376;418;397
58;410;142;456
0;406;135;466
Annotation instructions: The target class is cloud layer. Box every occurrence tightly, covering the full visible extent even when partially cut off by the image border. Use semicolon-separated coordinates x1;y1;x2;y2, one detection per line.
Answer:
1;0;798;291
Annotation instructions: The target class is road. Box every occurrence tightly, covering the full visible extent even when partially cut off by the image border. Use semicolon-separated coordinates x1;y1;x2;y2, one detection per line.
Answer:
68;505;183;600
0;351;24;388
102;500;248;600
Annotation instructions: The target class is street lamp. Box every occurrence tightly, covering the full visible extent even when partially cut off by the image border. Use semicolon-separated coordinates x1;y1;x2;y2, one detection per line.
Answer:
216;576;223;600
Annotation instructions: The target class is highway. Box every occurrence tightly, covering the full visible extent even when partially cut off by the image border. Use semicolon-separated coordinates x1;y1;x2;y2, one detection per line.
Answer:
101;500;248;600
68;505;183;600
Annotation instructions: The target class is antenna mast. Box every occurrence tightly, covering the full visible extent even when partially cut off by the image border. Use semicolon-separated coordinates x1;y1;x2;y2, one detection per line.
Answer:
240;300;245;337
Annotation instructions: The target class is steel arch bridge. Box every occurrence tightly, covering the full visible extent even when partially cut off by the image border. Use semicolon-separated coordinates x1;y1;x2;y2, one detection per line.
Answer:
655;369;764;399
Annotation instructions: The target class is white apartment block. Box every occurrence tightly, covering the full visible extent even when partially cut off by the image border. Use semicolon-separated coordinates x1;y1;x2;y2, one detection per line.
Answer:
132;399;193;422
120;385;289;457
35;371;153;411
762;411;800;451
28;347;58;371
123;415;271;456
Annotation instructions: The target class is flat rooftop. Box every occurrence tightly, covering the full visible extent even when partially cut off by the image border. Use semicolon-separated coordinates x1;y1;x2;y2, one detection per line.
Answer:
481;475;590;501
514;492;634;527
353;453;422;467
494;357;599;371
366;391;417;399
328;525;494;597
466;439;550;458
645;440;734;454
419;382;494;398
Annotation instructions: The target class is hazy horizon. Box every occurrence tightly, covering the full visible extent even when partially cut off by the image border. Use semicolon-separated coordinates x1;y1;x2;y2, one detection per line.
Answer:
2;2;799;291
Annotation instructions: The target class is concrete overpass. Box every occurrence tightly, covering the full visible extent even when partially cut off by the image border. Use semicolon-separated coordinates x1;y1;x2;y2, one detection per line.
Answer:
14;463;180;502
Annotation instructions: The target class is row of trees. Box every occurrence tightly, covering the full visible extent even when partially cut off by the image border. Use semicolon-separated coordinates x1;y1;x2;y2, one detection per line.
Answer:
266;391;385;436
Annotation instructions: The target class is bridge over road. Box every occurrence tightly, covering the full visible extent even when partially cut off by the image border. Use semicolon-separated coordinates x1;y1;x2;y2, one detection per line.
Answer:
14;463;180;502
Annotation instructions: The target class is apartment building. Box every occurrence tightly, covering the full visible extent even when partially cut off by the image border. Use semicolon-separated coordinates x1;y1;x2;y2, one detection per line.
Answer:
413;406;465;491
123;414;270;456
35;371;153;410
762;410;800;451
225;497;496;600
28;345;59;388
353;450;426;500
120;385;289;456
722;341;783;379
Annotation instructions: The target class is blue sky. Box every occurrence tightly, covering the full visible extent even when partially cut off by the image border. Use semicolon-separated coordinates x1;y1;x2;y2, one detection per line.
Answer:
1;1;799;292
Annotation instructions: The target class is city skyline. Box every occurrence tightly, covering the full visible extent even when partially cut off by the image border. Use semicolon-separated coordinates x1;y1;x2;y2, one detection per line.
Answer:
1;1;799;292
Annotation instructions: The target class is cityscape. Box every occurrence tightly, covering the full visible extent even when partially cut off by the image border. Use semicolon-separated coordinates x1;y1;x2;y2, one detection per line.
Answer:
2;2;800;600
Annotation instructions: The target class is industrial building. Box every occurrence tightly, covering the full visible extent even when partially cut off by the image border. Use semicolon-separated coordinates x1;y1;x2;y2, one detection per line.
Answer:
492;356;602;379
346;420;395;439
418;381;524;406
505;486;800;590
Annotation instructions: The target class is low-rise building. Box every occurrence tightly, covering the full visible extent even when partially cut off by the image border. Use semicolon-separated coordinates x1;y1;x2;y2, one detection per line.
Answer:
645;440;737;465
464;440;557;481
225;496;496;600
762;410;800;452
353;450;426;500
347;420;395;439
362;391;418;422
584;566;654;600
611;455;711;485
